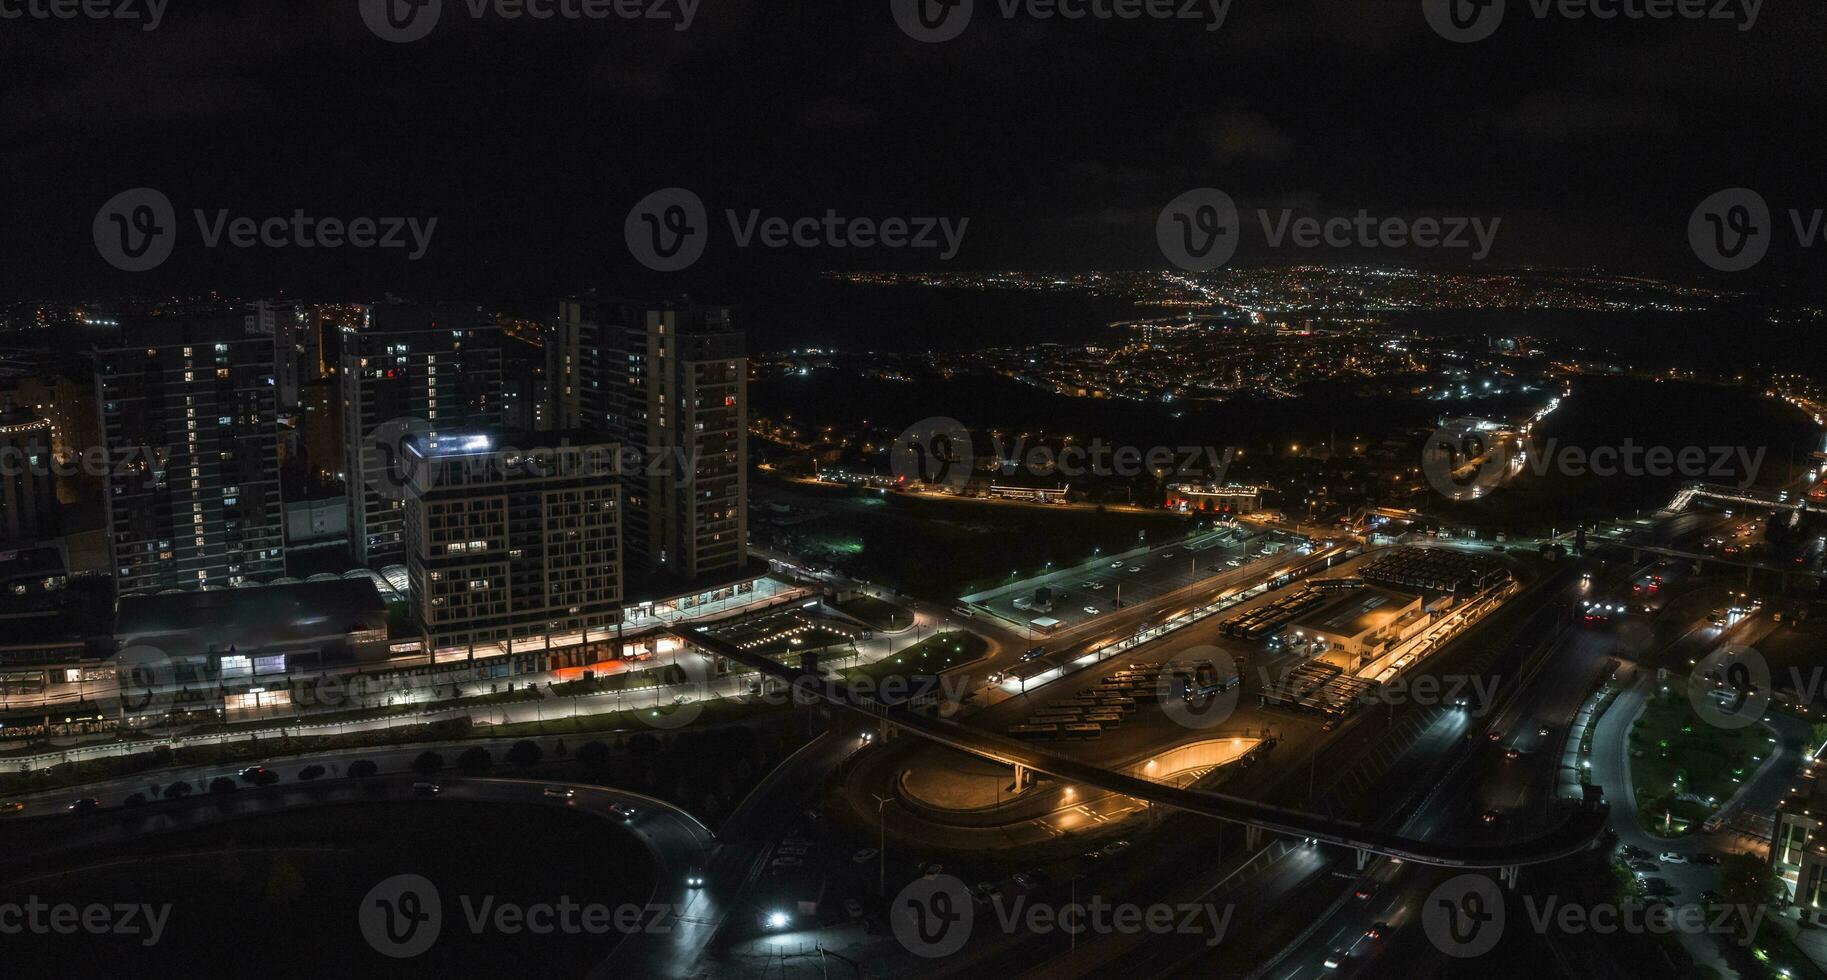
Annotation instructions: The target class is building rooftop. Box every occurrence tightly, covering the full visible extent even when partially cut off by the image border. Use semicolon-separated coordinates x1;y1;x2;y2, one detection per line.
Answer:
1293;586;1420;639
116;579;388;651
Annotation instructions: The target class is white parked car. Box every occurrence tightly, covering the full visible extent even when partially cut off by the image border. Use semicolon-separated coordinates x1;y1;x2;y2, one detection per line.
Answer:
1659;851;1688;864
1084;605;1100;615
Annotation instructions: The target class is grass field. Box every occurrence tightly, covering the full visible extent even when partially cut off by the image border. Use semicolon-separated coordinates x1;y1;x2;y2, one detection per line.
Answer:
1628;688;1767;834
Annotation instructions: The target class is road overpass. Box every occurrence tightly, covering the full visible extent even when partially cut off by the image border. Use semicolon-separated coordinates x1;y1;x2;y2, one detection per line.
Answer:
1667;483;1827;525
672;624;1608;876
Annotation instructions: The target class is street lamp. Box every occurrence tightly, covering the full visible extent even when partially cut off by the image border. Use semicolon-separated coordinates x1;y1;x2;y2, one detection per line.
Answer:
871;793;891;896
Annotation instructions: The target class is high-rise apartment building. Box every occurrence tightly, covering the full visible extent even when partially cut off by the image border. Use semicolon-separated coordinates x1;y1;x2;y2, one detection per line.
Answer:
246;300;306;410
0;399;58;544
550;298;748;582
339;302;502;567
617;303;747;580
95;315;285;594
552;295;615;432
402;431;622;658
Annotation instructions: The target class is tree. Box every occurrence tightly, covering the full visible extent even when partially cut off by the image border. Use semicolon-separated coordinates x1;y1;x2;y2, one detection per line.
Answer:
162;782;193;801
123;792;148;807
456;746;492;774
411;751;445;776
505;740;543;768
578;741;612;771
629;732;661;758
297;764;326;782
1717;852;1782;942
347;759;379;778
208;777;238;795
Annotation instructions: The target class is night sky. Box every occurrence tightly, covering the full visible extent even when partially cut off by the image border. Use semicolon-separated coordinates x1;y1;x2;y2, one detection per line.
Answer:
2;0;1821;307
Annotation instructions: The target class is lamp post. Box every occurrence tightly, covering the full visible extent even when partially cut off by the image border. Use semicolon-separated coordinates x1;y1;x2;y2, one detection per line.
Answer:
872;793;891;896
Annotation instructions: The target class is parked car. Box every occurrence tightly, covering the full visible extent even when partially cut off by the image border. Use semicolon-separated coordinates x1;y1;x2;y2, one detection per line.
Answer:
974;881;1003;903
1084;605;1101;615
771;856;804;869
1099;840;1130;858
1659;851;1688;865
1691;853;1719;866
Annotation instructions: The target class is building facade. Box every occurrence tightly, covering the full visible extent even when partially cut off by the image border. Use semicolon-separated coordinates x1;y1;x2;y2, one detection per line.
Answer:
618;303;747;580
339;302;502;566
0;400;58;544
403;431;622;658
95;316;285;594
